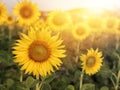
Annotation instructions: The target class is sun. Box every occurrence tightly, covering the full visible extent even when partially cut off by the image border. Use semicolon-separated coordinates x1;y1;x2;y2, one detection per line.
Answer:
0;2;7;25
12;28;66;77
13;0;41;26
80;48;103;75
47;10;72;31
72;23;90;40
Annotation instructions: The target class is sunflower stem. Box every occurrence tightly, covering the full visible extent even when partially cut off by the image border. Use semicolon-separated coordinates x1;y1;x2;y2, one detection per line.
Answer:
115;33;119;50
20;71;23;82
79;70;84;90
111;71;120;90
110;77;116;89
75;41;80;63
115;71;120;90
8;28;12;42
36;76;40;90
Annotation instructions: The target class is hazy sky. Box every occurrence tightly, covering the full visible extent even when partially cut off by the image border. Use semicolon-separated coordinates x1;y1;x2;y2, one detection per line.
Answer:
1;0;120;12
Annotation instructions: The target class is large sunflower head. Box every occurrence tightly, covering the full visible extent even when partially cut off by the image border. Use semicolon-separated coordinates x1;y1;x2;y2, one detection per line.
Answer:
0;2;7;25
80;48;103;75
47;10;72;31
12;28;66;77
72;23;90;40
14;0;41;26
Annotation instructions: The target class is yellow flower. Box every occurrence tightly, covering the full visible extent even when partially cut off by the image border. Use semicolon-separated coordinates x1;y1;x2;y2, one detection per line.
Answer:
103;16;119;33
14;0;40;26
86;16;104;32
30;20;48;30
0;2;7;25
72;23;90;40
116;21;120;34
68;8;89;25
5;14;15;25
12;29;66;77
80;48;103;75
47;10;72;31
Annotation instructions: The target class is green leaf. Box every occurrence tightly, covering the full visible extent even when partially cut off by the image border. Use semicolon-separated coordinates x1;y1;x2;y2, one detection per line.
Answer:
44;74;56;83
25;76;35;88
74;70;81;81
6;79;14;88
65;85;75;90
16;86;30;90
0;84;7;90
82;83;95;90
41;83;51;90
118;58;120;70
100;86;109;90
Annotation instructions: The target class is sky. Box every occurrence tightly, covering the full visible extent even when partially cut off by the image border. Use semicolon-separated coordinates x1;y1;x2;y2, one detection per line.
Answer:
1;0;120;12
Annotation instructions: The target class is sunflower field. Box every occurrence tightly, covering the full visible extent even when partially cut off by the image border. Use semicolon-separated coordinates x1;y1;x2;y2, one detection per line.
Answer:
0;0;120;90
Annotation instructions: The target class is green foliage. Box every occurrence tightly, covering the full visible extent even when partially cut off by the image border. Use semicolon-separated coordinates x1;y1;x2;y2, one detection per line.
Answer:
100;86;109;90
41;83;51;90
65;85;75;90
25;76;36;88
82;84;95;90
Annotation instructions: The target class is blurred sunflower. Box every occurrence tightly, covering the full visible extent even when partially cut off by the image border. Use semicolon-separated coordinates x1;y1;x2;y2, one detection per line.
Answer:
72;23;90;40
5;14;15;25
80;48;103;75
5;14;15;30
47;10;72;31
86;16;104;32
0;2;7;25
116;20;120;34
68;8;90;25
13;29;66;77
30;20;48;30
14;0;40;26
103;16;119;33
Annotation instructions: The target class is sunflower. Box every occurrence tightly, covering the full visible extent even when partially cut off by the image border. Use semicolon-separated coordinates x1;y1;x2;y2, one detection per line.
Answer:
5;14;15;25
103;16;119;33
0;2;7;25
116;20;120;34
12;29;66;77
72;23;90;40
68;8;90;25
86;16;104;32
47;10;72;31
30;20;48;30
80;48;103;75
14;0;40;26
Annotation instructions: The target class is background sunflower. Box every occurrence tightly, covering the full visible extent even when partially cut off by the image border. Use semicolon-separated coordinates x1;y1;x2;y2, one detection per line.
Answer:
72;23;90;40
13;0;40;26
47;10;72;32
0;2;7;25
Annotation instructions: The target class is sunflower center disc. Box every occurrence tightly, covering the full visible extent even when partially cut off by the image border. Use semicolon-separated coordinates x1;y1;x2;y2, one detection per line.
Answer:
20;6;32;18
8;16;13;21
29;41;50;62
86;56;96;67
76;27;85;35
53;14;65;26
